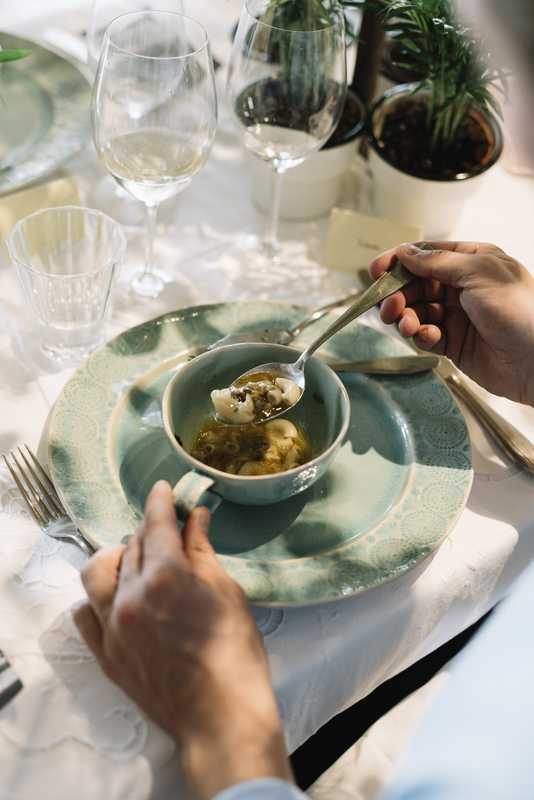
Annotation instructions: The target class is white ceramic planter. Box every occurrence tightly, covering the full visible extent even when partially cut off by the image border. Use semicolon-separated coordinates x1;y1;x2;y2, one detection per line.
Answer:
369;84;503;238
368;147;493;237
251;139;358;222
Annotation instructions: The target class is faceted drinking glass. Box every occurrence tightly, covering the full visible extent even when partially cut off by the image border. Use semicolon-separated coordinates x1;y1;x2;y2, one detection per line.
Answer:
7;206;126;363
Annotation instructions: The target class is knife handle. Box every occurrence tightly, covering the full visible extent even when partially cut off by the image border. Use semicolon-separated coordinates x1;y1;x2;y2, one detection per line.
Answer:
445;371;534;474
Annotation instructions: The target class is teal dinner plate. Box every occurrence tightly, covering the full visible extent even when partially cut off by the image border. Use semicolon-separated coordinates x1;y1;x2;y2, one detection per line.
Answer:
47;302;473;606
0;33;90;195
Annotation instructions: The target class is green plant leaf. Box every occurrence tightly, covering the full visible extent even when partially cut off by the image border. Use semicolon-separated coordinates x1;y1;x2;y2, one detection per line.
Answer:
0;48;31;63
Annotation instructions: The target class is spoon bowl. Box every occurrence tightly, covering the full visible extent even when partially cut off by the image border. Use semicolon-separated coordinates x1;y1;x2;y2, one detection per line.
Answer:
229;360;307;423
226;259;414;425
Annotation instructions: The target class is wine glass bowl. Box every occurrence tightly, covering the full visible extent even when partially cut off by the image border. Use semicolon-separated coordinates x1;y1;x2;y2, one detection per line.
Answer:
86;0;186;229
228;0;347;255
87;0;185;75
92;11;217;297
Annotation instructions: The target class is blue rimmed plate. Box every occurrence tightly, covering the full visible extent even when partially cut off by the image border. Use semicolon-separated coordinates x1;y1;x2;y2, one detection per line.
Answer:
47;302;472;606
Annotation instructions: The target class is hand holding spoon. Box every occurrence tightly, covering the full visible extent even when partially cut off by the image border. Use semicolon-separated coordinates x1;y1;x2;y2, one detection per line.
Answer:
215;259;415;425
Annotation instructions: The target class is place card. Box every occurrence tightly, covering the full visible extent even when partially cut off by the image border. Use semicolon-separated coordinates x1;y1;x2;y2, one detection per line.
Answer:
322;208;423;277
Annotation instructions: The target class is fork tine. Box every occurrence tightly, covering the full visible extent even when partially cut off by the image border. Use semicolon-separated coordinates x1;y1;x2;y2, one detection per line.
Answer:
10;451;55;523
23;446;62;505
18;447;63;517
3;455;47;527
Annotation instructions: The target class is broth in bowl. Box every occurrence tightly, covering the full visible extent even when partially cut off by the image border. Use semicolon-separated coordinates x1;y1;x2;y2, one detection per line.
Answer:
189;417;312;476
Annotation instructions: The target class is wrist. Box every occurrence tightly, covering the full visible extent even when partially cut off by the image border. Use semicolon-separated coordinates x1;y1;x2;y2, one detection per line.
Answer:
181;715;292;800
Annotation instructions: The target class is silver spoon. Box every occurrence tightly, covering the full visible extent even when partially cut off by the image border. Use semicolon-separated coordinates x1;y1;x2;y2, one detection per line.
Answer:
227;259;414;424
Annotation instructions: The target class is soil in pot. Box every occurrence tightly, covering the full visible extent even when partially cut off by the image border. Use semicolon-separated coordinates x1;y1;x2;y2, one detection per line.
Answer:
374;95;496;180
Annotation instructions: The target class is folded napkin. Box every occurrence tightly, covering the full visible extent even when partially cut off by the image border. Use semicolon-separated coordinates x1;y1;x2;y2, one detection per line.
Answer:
321;207;423;276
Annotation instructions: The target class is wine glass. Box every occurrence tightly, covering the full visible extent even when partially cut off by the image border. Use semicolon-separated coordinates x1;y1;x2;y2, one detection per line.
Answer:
228;0;347;257
86;0;185;229
92;11;218;298
87;0;184;75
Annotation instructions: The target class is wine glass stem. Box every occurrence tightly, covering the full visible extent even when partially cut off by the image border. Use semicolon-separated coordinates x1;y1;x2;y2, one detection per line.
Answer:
143;203;158;282
266;165;285;256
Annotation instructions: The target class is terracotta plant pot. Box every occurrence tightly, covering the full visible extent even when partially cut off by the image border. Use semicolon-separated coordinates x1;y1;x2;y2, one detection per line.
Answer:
368;83;503;237
251;89;366;222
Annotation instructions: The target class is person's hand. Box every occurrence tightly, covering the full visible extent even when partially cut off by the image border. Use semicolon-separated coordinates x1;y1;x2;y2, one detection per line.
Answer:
371;241;534;404
73;481;292;800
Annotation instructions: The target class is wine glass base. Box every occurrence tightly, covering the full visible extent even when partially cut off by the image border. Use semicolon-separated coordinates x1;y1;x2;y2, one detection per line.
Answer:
231;233;282;272
130;268;171;298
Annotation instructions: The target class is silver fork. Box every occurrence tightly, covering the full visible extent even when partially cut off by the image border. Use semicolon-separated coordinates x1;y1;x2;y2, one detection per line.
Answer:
3;446;97;557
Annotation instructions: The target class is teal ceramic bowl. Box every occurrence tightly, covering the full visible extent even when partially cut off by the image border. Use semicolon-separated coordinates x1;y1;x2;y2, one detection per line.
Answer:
162;343;351;514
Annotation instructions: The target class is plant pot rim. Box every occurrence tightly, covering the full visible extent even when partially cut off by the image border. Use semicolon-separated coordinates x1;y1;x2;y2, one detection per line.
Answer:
367;82;504;183
323;88;367;151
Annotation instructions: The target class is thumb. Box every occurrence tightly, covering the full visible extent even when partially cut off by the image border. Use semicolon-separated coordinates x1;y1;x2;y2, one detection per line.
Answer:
182;507;221;575
393;244;479;288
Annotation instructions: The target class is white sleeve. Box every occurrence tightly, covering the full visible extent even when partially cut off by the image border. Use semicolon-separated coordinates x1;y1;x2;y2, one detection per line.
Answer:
382;560;534;800
213;778;308;800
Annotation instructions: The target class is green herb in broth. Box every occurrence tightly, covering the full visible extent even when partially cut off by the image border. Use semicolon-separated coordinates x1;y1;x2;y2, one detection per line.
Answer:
234;372;289;422
188;416;312;476
211;371;302;425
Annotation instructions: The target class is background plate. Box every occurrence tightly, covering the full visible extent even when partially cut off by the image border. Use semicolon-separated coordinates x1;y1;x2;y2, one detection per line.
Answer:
0;33;90;196
48;302;473;606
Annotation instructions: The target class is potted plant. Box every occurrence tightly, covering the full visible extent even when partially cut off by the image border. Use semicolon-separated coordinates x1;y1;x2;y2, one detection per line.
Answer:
367;0;505;236
250;0;368;221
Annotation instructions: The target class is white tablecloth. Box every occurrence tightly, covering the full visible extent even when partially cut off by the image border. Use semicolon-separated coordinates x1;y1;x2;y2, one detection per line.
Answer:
2;2;534;798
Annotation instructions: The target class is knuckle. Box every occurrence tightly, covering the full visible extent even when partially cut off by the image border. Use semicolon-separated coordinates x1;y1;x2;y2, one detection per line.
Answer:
485;242;505;255
114;596;142;629
481;254;501;272
143;563;177;602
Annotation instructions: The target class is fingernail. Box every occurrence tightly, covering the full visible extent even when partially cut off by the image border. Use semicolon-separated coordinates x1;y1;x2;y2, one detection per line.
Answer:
194;507;211;529
153;479;171;493
403;244;423;255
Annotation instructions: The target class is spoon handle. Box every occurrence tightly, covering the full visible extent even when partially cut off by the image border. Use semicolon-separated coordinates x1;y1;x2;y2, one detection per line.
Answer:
287;289;362;339
295;259;414;368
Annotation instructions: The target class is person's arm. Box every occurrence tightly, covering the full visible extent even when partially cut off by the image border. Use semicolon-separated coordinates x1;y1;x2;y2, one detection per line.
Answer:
74;481;293;800
381;560;534;800
214;778;307;799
